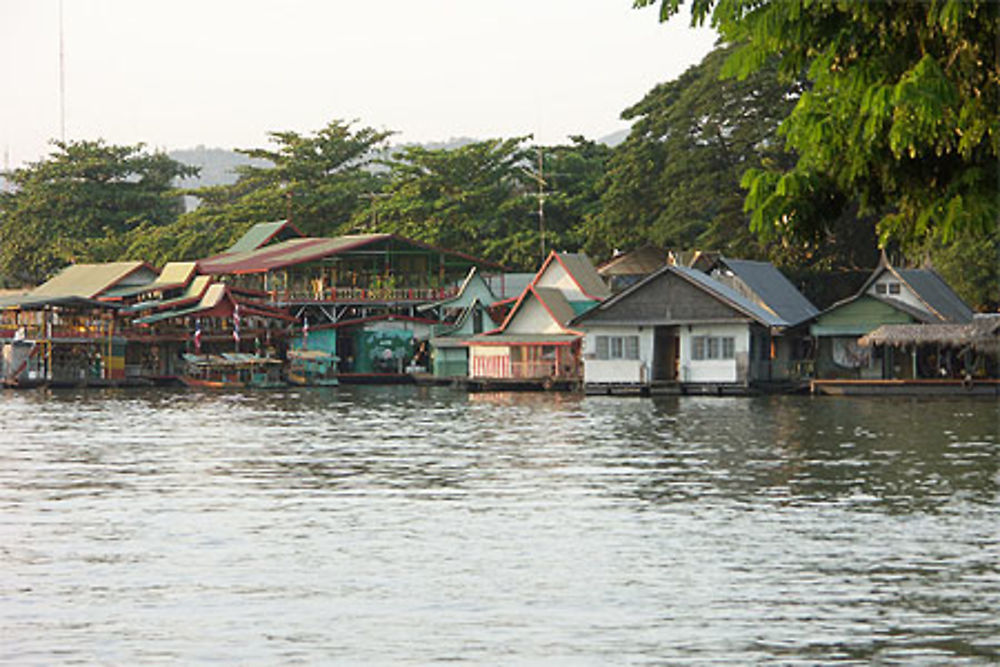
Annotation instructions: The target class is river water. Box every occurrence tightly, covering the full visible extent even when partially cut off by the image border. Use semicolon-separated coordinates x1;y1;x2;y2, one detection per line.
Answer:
1;387;998;664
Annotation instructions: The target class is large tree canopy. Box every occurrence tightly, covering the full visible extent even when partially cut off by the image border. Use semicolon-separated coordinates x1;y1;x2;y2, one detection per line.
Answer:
584;44;802;260
122;120;393;265
636;0;999;250
0;140;195;285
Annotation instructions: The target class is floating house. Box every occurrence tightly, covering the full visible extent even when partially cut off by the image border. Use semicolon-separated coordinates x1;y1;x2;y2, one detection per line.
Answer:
0;262;157;386
421;268;501;380
195;223;506;380
465;252;610;388
707;257;819;380
808;255;974;388
572;264;790;394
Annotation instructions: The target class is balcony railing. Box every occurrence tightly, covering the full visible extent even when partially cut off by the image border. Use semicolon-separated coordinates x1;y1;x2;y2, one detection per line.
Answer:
267;285;459;303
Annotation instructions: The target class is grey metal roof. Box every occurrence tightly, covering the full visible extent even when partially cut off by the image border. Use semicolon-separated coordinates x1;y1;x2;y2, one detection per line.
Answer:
896;268;974;323
577;264;789;328
717;258;818;325
555;253;612;300
489;273;534;300
672;266;788;327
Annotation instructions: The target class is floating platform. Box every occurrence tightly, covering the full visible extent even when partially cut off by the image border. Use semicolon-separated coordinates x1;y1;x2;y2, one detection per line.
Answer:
811;378;1000;396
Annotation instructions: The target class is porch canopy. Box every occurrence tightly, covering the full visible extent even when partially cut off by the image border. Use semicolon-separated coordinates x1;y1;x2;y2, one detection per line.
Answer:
859;318;1000;354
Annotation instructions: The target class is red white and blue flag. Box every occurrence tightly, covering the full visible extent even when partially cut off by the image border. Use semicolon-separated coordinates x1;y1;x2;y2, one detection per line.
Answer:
194;319;202;353
232;304;241;344
302;317;309;349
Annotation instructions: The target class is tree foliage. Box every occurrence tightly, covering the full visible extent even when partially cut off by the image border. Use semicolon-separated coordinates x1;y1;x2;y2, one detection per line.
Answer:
122;120;393;265
0;140;195;285
350;137;608;270
637;0;1000;251
585;44;800;260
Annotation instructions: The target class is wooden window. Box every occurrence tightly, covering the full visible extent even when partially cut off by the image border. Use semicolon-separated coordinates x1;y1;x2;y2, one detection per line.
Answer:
723;337;736;360
625;336;640;360
888;282;901;295
875;283;888;294
610;336;624;359
692;336;706;360
596;336;609;360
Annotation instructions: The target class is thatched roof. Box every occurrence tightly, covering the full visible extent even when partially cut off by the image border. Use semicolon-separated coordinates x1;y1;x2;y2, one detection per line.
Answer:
859;316;1000;353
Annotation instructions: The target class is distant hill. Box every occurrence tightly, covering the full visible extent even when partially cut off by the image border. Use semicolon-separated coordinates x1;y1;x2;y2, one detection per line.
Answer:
168;146;271;189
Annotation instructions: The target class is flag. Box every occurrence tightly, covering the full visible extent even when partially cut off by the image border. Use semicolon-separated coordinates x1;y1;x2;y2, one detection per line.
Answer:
194;319;202;353
302;317;309;350
232;304;241;344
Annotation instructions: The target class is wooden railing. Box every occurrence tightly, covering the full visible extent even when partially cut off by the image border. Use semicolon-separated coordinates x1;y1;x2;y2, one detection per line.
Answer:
269;285;459;303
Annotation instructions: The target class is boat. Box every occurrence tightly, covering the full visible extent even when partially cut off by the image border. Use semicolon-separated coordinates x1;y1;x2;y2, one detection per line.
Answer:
180;353;285;389
285;348;339;386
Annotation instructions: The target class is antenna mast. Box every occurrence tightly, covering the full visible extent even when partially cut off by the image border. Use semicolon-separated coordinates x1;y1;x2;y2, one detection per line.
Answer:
59;0;66;142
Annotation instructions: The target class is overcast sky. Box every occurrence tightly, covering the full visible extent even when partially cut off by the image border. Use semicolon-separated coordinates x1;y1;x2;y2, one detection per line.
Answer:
2;0;716;168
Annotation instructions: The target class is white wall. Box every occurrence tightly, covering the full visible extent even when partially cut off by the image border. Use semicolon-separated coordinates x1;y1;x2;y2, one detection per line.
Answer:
679;323;750;384
505;295;563;335
536;262;587;302
580;325;654;385
868;273;929;316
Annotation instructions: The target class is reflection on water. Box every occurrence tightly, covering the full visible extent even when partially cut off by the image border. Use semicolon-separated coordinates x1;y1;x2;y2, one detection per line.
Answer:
1;387;998;663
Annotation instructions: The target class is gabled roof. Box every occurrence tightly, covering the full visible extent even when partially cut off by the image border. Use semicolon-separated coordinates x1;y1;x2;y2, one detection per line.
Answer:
124;275;213;314
29;262;155;300
103;261;199;299
825;255;973;324
573;264;788;328
418;267;498;312
134;283;232;324
714;257;818;326
894;268;973;323
226;220;305;254
533;252;611;301
485;284;582;337
198;233;506;275
597;246;667;277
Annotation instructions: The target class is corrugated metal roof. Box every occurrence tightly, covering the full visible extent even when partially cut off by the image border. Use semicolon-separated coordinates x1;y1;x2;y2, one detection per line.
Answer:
896;268;974;323
31;262;154;299
124;275;214;313
717;258;818;325
199;233;505;275
533;286;577;327
554;253;612;300
489;273;534;300
597;246;667;276
672;266;787;327
577;264;788;328
134;283;230;324
103;261;198;298
226;220;305;254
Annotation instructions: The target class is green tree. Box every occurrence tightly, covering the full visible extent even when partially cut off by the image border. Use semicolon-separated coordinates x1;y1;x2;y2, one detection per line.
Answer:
354;138;539;269
124;120;393;266
638;0;1000;253
586;45;806;261
0;140;195;285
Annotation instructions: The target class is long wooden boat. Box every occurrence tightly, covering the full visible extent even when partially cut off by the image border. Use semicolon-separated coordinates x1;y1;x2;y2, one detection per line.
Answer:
180;353;284;389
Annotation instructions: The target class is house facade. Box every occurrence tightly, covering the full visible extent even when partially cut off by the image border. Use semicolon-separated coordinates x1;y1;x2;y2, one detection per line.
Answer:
810;256;974;380
573;264;788;393
465;252;610;386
